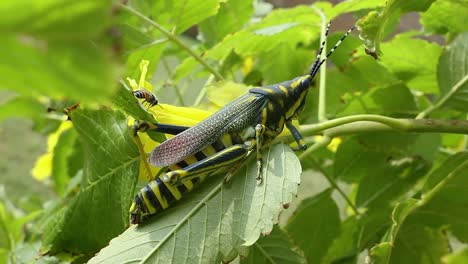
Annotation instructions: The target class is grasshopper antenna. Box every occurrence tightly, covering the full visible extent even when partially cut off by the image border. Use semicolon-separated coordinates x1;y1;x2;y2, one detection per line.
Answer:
310;22;355;78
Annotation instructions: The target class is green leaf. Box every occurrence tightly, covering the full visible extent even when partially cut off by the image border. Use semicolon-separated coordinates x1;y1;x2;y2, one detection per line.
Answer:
0;1;114;39
286;189;340;264
42;108;139;254
332;0;386;17
339;83;418;116
421;0;468;37
416;151;468;241
369;152;468;263
324;208;394;263
89;143;301;263
199;0;254;47
356;0;435;58
323;56;400;117
0;35;118;103
51;127;78;196
241;226;305;264
443;247;468;264
322;216;360;264
391;219;449;264
205;81;249;109
0;1;118;103
436;32;468;111
152;0;221;34
257;45;311;84
395;0;436;12
380;34;442;93
367;199;415;263
125;43;167;83
355;153;430;208
355;10;389;58
334;133;439;185
202;6;322;64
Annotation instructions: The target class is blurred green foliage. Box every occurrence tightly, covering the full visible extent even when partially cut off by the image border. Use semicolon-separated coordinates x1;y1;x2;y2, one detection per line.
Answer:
1;0;468;263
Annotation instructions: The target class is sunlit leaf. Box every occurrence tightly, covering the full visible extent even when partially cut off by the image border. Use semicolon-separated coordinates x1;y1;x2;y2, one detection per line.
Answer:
380;34;442;93
436;32;468;111
152;0;221;34
421;0;468;37
42;108;139;254
199;0;254;47
89;144;301;263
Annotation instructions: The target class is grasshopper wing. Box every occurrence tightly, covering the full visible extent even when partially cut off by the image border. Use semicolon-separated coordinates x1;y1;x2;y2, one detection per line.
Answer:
149;93;267;167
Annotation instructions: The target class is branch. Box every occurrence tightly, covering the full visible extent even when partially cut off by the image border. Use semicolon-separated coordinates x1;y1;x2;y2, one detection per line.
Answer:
119;4;224;81
416;74;468;119
300;115;468;138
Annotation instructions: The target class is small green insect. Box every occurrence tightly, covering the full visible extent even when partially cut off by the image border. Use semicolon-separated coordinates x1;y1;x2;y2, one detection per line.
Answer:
130;22;355;224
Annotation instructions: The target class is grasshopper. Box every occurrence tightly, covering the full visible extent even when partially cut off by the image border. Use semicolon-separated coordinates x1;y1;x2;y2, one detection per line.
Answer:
130;22;355;224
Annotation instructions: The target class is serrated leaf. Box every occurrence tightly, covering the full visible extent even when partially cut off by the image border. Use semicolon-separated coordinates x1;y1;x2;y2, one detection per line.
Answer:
380;34;442;93
421;0;468;37
334;133;439;186
369;152;468;263
415;151;468;241
125;43;166;83
339;83;418;116
286;189;340;264
323;56;400;117
89;143;301;263
202;6;323;65
112;84;158;123
241;226;305;264
436;32;468;111
152;0;221;34
42;108;140;254
199;0;254;47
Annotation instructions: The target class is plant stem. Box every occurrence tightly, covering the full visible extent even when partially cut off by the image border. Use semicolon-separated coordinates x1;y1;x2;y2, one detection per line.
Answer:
313;7;328;122
161;57;185;106
193;75;215;106
299;115;468;138
119;4;224;81
416;74;468;119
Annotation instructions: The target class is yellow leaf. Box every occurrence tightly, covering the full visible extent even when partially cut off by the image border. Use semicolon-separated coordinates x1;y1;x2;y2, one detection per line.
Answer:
31;121;73;181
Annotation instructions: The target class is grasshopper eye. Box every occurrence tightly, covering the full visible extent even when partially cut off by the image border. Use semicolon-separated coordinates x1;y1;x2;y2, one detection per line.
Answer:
300;78;310;88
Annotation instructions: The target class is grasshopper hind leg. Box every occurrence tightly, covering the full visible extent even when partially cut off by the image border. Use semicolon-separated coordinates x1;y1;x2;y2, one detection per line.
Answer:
162;143;251;184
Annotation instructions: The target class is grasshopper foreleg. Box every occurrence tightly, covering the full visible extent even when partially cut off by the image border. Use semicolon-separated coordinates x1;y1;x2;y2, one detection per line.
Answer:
286;121;307;151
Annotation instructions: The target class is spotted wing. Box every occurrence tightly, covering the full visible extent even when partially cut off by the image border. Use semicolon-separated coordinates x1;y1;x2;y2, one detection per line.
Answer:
149;92;267;167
